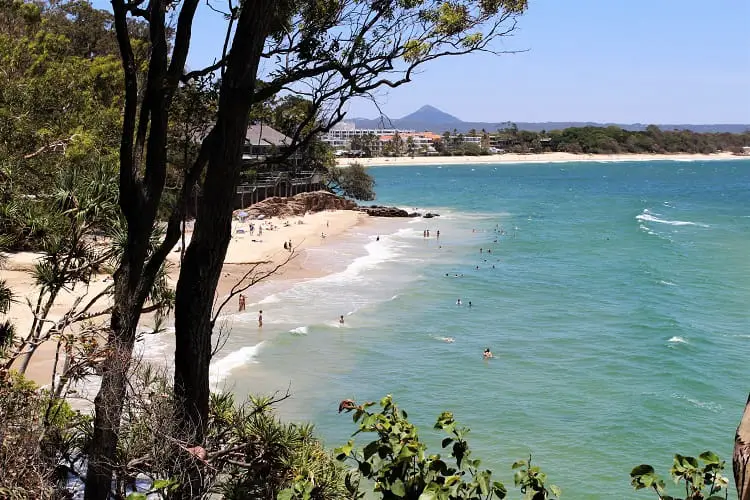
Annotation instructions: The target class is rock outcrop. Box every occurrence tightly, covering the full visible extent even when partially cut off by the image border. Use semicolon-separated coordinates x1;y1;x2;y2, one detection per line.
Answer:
355;205;413;217
237;191;357;218
235;191;417;219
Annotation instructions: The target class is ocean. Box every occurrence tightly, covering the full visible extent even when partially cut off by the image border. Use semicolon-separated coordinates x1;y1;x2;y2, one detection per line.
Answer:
206;159;750;498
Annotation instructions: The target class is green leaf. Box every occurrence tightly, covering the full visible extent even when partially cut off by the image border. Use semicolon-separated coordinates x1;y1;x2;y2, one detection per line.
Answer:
550;484;562;497
512;460;526;470
699;451;720;464
152;479;172;489
391;479;406;497
277;488;294;500
418;488;438;500
630;464;655;476
126;494;147;500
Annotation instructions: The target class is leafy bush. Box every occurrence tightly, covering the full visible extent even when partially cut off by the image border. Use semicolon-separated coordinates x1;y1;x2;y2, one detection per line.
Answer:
631;451;729;500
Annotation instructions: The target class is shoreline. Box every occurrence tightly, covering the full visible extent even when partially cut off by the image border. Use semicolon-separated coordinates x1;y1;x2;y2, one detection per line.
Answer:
336;152;749;167
4;208;376;386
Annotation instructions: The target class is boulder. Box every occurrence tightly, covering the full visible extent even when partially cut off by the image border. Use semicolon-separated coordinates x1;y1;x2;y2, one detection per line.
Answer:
423;212;440;218
237;191;357;218
355;205;413;217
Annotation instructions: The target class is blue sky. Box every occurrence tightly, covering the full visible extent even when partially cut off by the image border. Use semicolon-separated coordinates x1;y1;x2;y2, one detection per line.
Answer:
93;0;750;124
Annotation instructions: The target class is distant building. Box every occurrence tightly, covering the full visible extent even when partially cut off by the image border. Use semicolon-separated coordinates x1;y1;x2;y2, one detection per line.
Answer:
379;131;442;155
321;121;415;149
242;123;292;160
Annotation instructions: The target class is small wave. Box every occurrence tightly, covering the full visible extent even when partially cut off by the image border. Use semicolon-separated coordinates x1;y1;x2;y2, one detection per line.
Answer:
259;295;281;304
289;326;308;335
636;210;709;228
671;393;723;413
668;336;687;344
210;341;265;388
659;280;677;286
389;294;400;301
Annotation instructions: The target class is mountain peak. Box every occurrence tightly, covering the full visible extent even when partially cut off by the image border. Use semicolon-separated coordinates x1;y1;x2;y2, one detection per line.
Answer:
400;105;462;124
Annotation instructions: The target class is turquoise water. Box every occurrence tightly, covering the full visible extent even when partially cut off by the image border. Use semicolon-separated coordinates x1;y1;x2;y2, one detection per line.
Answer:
217;160;750;498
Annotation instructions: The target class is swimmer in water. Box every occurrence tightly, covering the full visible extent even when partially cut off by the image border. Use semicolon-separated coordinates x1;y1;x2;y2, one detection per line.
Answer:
483;348;493;359
441;337;455;343
456;298;462;306
339;315;345;324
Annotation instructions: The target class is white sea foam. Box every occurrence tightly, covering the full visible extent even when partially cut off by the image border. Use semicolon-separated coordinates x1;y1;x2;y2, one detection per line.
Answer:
671;393;723;412
659;280;677;286
210;341;265;388
636;210;709;227
289;326;308;335
668;336;688;344
259;294;282;304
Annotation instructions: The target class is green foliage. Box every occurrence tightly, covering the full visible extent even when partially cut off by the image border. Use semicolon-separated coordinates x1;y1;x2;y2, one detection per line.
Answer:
512;457;560;500
323;395;558;500
469;124;750;155
0;0;126;251
630;452;729;500
214;393;350;500
0;369;86;497
326;162;376;201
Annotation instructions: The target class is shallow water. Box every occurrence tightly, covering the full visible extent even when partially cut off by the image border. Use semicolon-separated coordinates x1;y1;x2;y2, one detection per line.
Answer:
179;160;750;498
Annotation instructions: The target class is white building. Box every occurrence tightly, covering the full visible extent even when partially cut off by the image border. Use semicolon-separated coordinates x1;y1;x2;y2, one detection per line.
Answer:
321;121;415;149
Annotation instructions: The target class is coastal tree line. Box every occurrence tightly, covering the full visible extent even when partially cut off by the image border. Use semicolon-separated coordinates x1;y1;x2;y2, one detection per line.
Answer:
346;125;750;157
1;0;748;499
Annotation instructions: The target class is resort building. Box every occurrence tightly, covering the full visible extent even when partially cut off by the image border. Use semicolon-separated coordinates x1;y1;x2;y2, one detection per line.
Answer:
321;121;415;150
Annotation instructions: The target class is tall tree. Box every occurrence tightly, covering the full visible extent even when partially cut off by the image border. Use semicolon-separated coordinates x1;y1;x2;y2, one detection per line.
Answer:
86;0;528;496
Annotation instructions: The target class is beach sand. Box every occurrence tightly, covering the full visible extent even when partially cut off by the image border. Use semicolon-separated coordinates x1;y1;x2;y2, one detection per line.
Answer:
4;208;368;385
337;151;744;167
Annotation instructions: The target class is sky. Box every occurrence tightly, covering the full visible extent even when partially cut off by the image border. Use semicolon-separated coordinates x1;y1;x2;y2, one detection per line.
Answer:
92;0;750;124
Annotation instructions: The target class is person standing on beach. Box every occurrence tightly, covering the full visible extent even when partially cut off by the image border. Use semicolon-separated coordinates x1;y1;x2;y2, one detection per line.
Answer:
238;294;246;311
339;315;345;324
288;239;292;252
436;230;440;238
283;241;288;251
258;310;263;328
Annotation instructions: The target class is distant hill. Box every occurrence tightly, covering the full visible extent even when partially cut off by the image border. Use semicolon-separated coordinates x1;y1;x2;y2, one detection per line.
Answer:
349;106;750;134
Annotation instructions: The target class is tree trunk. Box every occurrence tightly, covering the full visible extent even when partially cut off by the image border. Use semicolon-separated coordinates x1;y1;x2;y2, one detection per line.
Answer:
734;393;750;500
85;263;145;499
173;0;276;442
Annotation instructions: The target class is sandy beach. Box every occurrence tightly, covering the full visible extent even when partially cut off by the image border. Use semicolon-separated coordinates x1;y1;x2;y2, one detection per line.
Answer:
337;151;746;167
4;208;369;385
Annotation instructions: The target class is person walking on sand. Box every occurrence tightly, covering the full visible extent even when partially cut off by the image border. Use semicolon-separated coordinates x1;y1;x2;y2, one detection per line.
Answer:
436;230;440;238
238;294;246;312
288;239;292;251
258;310;263;328
283;241;288;251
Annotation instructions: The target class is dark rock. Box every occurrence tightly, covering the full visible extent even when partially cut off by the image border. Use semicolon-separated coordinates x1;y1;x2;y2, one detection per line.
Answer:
356;206;413;217
423;212;440;218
